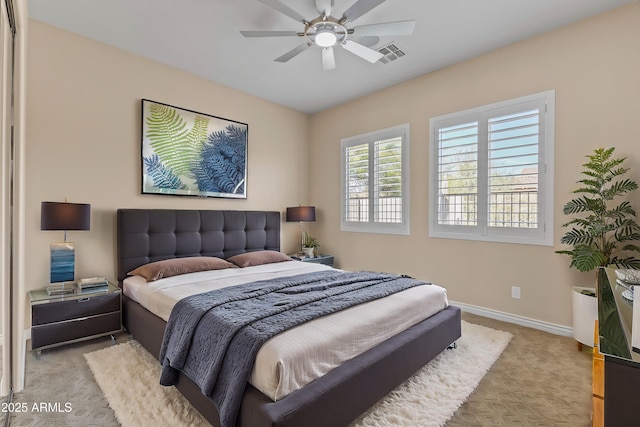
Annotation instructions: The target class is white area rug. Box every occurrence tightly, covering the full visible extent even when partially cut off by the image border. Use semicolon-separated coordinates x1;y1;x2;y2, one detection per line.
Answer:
85;321;511;427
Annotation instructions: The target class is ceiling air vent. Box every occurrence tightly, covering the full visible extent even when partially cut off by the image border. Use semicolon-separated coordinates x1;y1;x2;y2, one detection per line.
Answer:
377;42;406;64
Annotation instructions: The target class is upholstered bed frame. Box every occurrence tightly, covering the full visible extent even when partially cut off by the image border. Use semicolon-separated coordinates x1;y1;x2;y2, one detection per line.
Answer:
117;209;461;427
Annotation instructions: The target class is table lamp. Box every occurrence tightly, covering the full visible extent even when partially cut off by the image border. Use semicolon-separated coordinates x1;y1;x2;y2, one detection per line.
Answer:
41;201;91;285
286;206;316;253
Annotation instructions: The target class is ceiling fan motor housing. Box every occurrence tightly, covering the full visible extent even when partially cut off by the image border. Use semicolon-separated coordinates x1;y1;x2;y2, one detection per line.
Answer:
304;16;349;48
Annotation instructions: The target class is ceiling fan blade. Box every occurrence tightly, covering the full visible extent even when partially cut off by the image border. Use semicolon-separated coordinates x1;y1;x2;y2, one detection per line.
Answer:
342;40;384;63
258;0;307;23
322;47;336;71
275;43;311;63
341;0;386;23
240;30;300;38
315;0;334;16
352;20;416;37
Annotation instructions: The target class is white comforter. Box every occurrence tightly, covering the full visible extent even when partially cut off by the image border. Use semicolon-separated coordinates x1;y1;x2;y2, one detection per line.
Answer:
123;261;448;401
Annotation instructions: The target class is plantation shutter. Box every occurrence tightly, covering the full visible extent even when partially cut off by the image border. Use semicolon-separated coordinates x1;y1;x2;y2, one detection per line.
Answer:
345;143;369;222
341;124;410;235
488;109;540;229
429;90;553;245
374;137;403;224
435;121;479;227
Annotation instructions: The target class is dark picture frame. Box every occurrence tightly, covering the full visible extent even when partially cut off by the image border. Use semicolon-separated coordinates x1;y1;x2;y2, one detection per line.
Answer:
141;99;248;199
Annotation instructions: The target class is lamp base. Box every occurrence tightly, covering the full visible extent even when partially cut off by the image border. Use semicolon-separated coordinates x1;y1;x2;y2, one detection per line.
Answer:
50;242;75;283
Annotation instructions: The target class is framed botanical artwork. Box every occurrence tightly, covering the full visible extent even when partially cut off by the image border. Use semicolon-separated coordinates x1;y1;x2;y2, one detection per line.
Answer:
141;99;248;199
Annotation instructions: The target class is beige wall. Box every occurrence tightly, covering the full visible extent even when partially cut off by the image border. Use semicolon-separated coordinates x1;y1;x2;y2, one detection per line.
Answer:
26;20;311;294
309;3;640;327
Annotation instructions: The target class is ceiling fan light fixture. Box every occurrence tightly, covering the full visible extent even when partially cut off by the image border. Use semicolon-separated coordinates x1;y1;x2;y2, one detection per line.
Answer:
315;29;338;47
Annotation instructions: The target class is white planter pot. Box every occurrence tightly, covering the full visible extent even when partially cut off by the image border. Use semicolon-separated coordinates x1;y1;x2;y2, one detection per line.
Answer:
572;285;598;346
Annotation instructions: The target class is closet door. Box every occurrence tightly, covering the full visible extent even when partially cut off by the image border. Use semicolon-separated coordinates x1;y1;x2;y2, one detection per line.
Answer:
0;0;14;400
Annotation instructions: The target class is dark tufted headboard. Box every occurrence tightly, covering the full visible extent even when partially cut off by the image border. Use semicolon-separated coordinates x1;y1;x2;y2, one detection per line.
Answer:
116;209;281;283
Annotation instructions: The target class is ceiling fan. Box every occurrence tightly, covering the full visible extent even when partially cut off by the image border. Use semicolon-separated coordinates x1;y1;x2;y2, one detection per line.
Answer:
240;0;415;71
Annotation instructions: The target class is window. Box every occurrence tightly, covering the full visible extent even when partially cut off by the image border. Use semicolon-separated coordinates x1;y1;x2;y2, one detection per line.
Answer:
341;124;410;235
429;90;554;245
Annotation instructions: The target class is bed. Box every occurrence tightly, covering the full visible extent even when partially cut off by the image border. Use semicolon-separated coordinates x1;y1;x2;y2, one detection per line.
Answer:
117;208;461;427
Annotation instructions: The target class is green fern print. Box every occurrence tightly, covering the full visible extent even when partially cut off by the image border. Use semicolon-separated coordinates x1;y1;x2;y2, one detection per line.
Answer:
145;103;209;179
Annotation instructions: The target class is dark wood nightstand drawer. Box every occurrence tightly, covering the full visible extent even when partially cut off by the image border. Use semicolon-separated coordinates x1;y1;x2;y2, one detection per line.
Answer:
31;311;121;349
32;293;120;325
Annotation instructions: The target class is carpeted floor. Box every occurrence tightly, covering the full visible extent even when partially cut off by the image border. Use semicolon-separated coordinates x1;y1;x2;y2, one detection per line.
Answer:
9;312;592;426
0;344;6;426
0;394;6;426
448;313;592;426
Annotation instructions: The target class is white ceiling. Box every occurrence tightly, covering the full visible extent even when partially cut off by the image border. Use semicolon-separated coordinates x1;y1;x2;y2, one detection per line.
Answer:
28;0;635;114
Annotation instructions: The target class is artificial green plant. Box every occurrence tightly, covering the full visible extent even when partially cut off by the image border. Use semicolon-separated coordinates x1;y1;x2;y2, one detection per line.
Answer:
303;234;320;249
557;147;640;272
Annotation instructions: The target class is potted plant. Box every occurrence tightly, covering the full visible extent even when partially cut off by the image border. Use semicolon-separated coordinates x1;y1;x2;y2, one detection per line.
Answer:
557;147;640;347
302;234;320;258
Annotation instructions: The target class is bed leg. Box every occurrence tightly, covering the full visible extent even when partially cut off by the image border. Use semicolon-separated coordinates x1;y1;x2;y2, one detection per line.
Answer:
447;341;457;350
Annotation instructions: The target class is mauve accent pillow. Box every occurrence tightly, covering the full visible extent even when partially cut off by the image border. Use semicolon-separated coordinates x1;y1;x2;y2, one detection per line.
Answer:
226;250;293;268
128;256;237;282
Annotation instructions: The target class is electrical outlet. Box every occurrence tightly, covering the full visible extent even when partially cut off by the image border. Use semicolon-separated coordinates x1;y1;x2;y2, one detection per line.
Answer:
511;286;521;299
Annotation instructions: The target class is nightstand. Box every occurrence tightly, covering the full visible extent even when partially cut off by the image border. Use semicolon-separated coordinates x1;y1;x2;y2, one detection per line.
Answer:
300;254;334;267
29;282;122;352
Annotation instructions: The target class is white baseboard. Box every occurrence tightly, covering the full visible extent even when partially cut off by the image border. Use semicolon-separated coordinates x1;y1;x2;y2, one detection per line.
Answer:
449;300;573;337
